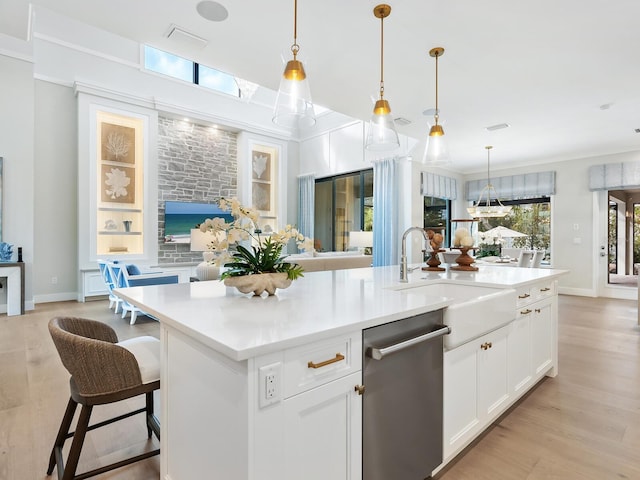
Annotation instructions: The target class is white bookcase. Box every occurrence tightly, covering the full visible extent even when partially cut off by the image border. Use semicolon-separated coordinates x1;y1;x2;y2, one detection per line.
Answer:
76;88;159;300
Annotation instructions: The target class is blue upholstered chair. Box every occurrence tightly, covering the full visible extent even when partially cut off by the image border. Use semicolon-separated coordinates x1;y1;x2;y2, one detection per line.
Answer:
107;262;179;325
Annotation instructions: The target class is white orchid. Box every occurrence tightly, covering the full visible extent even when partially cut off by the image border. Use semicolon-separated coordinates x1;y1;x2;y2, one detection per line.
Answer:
198;198;314;279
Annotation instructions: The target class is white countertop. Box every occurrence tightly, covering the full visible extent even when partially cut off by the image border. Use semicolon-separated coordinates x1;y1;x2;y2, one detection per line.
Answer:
115;264;567;361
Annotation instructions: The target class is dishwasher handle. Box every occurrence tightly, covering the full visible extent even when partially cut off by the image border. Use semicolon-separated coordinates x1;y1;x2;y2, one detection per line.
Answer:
366;324;451;361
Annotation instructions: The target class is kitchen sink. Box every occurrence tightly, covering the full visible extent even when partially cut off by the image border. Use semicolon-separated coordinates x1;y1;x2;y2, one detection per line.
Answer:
395;283;516;349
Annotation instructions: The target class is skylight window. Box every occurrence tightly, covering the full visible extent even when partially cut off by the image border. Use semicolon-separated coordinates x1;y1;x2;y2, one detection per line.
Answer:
143;45;244;98
198;64;239;97
144;45;194;83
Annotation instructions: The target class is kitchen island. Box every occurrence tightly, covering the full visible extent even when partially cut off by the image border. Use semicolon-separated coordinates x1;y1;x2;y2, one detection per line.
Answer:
116;264;567;480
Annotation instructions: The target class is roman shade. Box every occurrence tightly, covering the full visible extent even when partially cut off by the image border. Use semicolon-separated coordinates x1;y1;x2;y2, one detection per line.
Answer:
588;161;640;191
421;172;457;200
465;171;556;201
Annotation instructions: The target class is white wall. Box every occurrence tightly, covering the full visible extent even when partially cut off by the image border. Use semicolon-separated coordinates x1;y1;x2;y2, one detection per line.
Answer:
33;80;77;301
0;52;35;311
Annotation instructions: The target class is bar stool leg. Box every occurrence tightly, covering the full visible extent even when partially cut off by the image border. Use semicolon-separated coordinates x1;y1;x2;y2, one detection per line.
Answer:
61;405;93;480
47;398;78;475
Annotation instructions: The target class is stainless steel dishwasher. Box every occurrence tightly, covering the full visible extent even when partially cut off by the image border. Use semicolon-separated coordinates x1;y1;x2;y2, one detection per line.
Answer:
362;310;450;480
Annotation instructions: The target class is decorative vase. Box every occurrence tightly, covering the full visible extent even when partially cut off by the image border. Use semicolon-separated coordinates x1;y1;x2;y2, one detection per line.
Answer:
123;220;132;232
422;249;446;272
450;246;479;271
224;272;292;296
196;262;220;281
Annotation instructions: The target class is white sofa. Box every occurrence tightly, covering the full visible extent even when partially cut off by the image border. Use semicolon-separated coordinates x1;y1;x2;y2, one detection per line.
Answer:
287;251;373;272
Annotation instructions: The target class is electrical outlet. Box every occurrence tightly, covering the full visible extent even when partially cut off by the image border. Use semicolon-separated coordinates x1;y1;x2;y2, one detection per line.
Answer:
265;373;276;399
258;362;281;408
51;276;58;284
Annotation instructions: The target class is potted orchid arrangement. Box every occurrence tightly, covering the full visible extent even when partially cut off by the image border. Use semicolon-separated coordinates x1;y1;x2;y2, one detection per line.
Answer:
198;198;314;295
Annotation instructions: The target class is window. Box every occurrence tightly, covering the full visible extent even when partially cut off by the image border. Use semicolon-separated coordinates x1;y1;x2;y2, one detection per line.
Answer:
143;45;240;97
314;170;373;252
477;198;551;262
424;197;451;247
144;46;194;83
198;64;240;97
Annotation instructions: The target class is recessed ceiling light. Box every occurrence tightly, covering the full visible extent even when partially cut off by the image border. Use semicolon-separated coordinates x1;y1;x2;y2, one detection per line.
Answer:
485;123;510;131
599;103;613;110
196;1;229;22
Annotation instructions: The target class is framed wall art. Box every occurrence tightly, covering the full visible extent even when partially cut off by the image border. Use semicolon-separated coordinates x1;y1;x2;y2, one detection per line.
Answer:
251;145;277;216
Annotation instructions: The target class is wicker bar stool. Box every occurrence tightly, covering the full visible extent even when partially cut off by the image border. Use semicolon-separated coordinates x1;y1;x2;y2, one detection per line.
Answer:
47;317;161;480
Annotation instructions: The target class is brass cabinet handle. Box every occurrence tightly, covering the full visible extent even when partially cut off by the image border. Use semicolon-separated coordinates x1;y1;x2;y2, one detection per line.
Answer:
518;293;530;299
480;342;492;350
354;385;366;395
535;308;541;313
540;287;551;292
308;353;345;369
520;308;532;315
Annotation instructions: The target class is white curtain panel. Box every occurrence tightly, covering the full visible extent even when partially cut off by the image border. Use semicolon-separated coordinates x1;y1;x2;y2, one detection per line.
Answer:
297;173;315;240
372;157;399;267
589;161;640;190
466;171;556;201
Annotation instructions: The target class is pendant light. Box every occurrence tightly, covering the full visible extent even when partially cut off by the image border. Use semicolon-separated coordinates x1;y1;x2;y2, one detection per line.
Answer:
467;146;512;218
272;0;316;129
365;4;400;151
423;47;450;164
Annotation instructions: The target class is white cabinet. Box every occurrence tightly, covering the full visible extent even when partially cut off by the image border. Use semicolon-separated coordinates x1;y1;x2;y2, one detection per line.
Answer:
283;372;362;480
443;324;509;461
508;280;556;398
443;279;558;466
508;311;532;396
161;326;362;480
530;298;554;379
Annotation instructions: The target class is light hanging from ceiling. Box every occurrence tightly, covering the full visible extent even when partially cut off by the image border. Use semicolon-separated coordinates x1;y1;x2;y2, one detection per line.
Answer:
423;47;450;164
272;0;316;129
364;4;400;151
467;146;512;218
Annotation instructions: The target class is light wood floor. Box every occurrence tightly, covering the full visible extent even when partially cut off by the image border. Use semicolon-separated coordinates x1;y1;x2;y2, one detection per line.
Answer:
1;295;639;479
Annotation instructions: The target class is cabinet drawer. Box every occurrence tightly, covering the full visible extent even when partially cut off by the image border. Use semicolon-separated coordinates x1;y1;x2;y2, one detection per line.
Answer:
283;332;362;398
515;286;534;307
531;281;554;301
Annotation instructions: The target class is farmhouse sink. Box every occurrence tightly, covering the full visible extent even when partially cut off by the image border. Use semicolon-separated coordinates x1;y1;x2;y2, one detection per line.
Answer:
396;283;516;349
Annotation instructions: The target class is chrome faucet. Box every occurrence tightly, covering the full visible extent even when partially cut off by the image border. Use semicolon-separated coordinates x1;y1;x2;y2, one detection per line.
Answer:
400;226;430;282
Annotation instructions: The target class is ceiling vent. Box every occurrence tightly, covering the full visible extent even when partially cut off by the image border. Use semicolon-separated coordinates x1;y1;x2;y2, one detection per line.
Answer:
394;117;412;126
166;24;208;50
485;123;510;131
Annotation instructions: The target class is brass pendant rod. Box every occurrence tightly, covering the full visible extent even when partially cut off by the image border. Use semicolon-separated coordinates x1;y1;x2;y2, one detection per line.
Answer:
379;12;385;98
291;0;299;60
434;52;439;123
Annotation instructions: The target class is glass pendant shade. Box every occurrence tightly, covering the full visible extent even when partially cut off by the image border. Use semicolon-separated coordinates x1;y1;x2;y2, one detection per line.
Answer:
423;123;450;164
423;47;450;164
272;0;316;130
365;101;400;151
365;4;399;152
273;60;316;129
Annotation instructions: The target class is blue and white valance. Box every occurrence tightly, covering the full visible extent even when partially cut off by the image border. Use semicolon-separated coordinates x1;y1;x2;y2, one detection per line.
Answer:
421;172;457;200
589;161;640;191
465;171;556;201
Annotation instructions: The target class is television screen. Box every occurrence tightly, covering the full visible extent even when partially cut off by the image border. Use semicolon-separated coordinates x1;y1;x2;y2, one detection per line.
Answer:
164;201;234;242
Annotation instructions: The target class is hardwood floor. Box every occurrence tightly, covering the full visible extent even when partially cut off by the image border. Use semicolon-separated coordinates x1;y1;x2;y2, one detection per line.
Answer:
0;295;638;479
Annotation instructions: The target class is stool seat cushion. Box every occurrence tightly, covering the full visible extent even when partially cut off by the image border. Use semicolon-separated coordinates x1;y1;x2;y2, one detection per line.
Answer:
117;336;160;384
